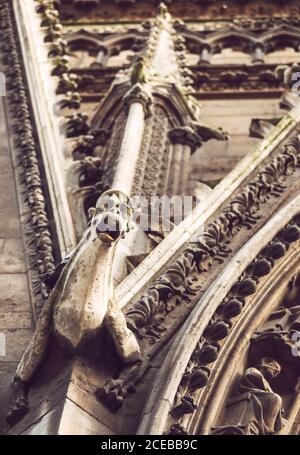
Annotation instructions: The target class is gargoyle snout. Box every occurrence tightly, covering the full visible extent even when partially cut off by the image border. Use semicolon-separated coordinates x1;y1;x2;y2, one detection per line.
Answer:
96;214;122;243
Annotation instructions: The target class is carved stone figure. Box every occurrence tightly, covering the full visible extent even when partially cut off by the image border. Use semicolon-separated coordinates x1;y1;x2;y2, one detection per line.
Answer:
6;190;141;427
212;357;285;435
52;56;70;76
130;56;147;85
58;91;81;109
56;73;78;95
65;112;90;137
72;129;110;159
190;122;229;143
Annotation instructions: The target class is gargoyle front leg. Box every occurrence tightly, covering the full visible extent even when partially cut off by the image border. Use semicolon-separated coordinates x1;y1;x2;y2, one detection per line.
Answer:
6;294;54;427
6;376;28;427
105;299;141;364
96;300;145;411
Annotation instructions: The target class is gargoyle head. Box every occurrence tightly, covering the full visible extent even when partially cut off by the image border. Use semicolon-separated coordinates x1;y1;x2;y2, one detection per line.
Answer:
90;190;133;245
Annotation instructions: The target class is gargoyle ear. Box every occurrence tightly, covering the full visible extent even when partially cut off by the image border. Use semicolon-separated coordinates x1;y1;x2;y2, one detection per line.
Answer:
88;207;96;219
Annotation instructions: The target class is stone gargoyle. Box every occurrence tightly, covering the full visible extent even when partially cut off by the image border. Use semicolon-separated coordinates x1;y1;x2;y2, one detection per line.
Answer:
6;189;141;426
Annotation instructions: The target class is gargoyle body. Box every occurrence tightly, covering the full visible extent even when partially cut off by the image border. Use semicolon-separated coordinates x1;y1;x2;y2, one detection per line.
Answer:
6;190;141;427
191;122;229;142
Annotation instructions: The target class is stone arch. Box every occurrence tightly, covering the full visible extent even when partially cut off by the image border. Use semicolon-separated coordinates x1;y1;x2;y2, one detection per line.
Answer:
137;193;300;435
65;31;147;68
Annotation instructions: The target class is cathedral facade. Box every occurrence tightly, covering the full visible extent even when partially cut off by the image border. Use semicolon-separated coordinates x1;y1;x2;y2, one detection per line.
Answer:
1;0;300;435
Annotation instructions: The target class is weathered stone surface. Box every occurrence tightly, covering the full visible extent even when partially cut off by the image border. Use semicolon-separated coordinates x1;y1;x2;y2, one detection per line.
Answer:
21;402;65;435
191;98;286;182
0;209;22;238
0;240;27;274
0;178;18;209
0;313;33;330
0;161;14;180
59;399;114;435
20;398;115;435
0;330;33;363
7;356;74;435
0;274;31;312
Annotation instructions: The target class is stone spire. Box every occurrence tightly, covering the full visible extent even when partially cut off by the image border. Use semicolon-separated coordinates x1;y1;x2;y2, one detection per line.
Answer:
92;3;228;203
114;2;200;119
142;3;192;85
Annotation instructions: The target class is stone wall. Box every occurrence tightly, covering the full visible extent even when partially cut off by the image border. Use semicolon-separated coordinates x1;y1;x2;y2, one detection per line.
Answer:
191;97;286;184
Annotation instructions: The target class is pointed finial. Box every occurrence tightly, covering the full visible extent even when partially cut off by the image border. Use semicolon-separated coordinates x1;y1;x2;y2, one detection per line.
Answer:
158;2;170;19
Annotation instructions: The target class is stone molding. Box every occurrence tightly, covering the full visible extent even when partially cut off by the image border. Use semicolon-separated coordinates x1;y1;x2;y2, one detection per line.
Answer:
13;0;76;256
0;0;57;316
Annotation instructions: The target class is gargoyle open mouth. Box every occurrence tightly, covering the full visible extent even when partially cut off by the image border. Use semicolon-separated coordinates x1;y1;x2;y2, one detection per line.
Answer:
96;215;122;244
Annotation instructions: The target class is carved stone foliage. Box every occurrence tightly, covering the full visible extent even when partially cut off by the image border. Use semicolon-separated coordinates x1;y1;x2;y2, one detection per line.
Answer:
72;128;110;160
126;135;300;340
69;65;285;101
35;0;82;111
0;0;56;315
132;104;171;199
193;65;284;95
212;297;300;435
100;110;127;192
64;112;90;137
97;136;300;412
168;214;300;434
64;65;287;105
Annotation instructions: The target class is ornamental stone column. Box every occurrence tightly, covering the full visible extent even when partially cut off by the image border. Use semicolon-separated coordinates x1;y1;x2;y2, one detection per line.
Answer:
199;44;212;64
113;83;153;196
252;43;265;64
168;126;202;195
93;45;109;67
